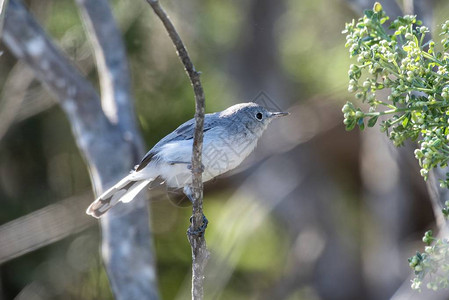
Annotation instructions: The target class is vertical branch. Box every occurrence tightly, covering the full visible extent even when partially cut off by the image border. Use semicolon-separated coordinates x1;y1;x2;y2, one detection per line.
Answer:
145;0;208;299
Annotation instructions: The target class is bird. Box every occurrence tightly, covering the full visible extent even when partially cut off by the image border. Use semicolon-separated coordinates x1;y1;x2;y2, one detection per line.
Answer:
86;102;289;218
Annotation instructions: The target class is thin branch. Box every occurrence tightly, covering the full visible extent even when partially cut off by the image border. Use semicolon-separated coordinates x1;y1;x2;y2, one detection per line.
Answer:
3;1;158;299
3;1;144;124
145;0;208;299
0;193;94;264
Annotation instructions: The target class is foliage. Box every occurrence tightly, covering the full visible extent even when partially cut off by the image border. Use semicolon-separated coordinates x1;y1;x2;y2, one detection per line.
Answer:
343;2;449;291
408;230;449;291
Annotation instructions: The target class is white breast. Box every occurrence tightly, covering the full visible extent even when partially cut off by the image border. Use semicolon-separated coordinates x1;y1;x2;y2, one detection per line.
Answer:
154;126;260;188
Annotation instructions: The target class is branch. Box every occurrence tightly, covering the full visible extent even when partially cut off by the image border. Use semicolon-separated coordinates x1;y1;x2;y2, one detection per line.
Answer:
3;1;158;299
145;0;208;299
0;193;94;264
76;0;143;132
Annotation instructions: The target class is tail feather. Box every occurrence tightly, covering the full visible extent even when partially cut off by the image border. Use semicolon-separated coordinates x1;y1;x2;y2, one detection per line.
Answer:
86;176;152;218
120;180;152;203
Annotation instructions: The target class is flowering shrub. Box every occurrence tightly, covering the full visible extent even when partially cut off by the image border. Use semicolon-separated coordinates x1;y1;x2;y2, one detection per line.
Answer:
343;2;449;291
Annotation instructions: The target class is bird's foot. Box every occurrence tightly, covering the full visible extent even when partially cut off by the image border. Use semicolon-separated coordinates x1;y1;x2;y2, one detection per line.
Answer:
187;163;205;174
187;214;208;237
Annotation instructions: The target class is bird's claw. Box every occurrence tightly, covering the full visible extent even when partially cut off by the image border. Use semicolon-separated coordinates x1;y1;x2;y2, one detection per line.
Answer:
188;214;209;237
187;163;205;173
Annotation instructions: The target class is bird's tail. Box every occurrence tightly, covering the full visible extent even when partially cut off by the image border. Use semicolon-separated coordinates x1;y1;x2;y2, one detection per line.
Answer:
86;175;153;218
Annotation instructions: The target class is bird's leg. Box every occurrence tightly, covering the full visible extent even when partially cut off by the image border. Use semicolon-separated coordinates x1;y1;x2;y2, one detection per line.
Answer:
188;215;208;236
184;185;208;236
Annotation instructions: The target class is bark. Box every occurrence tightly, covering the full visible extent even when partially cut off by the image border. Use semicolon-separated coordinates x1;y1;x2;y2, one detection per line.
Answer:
3;1;158;299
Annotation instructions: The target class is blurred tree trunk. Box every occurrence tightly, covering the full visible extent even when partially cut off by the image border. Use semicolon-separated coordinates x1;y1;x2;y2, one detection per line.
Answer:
260;142;366;299
229;0;364;298
230;0;291;104
359;130;414;298
2;0;158;299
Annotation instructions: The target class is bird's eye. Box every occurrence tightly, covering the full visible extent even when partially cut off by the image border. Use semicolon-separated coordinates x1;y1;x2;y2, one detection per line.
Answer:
255;112;263;120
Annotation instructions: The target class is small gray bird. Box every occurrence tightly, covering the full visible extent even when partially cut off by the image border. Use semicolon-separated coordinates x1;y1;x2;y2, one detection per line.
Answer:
86;102;289;218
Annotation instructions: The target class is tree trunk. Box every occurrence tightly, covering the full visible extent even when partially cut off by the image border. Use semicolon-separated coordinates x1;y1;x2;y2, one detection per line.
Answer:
3;1;159;298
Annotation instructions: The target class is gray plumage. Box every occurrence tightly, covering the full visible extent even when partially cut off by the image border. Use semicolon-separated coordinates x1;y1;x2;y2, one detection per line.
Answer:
86;102;288;218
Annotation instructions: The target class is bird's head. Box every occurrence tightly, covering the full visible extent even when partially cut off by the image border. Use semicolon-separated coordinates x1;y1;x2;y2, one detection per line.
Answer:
220;102;289;137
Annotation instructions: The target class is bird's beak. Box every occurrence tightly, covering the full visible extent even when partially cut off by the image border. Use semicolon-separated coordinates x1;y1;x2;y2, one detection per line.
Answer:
270;111;290;118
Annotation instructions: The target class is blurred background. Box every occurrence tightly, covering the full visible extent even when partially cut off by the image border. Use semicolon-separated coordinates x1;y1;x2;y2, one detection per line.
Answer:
2;0;449;299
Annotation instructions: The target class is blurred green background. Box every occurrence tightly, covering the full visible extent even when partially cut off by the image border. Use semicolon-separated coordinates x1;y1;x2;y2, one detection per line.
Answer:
2;0;449;299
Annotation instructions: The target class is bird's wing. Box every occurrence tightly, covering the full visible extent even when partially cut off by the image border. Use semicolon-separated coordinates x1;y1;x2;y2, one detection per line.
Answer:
135;115;216;172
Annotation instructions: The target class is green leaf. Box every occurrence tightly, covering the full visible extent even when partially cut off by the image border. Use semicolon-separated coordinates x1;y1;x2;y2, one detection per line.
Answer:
368;115;378;127
403;45;412;52
364;10;374;18
345;120;356;131
380;16;389;24
402;114;410;127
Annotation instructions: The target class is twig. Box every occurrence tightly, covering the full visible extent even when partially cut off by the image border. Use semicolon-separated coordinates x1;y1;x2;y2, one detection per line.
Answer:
145;0;208;299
